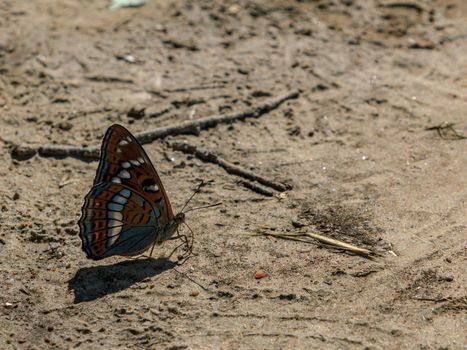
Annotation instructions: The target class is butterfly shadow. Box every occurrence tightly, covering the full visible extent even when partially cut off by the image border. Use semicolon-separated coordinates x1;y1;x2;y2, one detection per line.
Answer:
68;258;176;303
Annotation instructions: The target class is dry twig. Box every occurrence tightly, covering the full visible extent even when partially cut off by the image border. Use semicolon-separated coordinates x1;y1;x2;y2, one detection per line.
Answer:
170;141;291;192
239;180;274;197
11;144;99;160
135;90;299;144
426;122;466;140
252;230;375;258
10;90;299;160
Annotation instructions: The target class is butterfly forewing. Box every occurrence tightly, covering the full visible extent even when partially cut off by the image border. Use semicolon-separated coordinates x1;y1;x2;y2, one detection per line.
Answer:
93;124;174;218
78;124;175;260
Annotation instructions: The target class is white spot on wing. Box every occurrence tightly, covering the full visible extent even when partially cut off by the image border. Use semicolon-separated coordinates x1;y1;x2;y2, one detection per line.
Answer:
108;203;123;211
118;139;128;146
121;161;131;169
108;219;120;229
144;184;159;192
130;159;141;166
113;195;128;205
119;189;131;198
118;170;130;179
137;157;145;164
108;211;123;221
111;177;121;183
108;225;122;245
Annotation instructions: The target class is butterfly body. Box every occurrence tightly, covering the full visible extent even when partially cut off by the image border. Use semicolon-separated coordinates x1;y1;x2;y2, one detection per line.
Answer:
78;124;185;260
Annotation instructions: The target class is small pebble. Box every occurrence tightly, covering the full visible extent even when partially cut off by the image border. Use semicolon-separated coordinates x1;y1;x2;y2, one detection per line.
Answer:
190;290;199;297
122;54;136;63
291;219;305;228
26;116;38;122
287;125;301;136
57;121;73;131
279;293;297;300
443;276;454;282
127;107;145;120
255;270;266;279
49;242;61;250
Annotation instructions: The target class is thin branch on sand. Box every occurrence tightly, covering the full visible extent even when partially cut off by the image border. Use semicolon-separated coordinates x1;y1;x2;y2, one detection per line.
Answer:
239;180;274;197
426;122;466;140
10;90;300;160
169;141;291;192
11;144;100;161
252;230;376;258
135;90;299;144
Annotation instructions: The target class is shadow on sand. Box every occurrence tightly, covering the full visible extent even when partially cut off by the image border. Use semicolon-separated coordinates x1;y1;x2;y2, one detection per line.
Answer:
68;258;176;303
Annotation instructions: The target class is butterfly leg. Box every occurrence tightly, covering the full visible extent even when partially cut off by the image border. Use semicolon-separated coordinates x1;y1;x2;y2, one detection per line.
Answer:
167;229;193;263
182;223;195;257
148;242;157;260
166;238;188;260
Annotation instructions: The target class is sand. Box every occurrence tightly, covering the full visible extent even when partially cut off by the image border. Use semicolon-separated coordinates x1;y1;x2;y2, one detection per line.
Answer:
0;1;466;349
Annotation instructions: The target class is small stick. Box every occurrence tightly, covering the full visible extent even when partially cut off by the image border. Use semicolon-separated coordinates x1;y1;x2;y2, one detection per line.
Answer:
302;232;373;256
426;122;466;140
10;90;299;160
148;105;173;119
173;268;209;291
161;84;227;93
252;231;375;257
239;180;274;197
11;144;99;160
135;90;299;143
85;75;134;84
170;141;291;192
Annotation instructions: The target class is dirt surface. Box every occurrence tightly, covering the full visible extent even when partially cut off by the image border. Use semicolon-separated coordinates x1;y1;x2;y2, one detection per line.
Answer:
0;0;466;349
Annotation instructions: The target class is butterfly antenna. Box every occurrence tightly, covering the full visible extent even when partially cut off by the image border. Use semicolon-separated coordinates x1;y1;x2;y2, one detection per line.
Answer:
183;202;222;213
180;181;205;213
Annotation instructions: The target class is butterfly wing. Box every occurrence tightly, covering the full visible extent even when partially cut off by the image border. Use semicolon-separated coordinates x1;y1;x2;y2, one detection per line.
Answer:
78;124;173;260
93;124;174;218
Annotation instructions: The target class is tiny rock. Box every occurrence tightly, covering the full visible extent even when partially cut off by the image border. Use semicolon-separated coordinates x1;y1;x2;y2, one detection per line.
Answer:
287;125;301;136
291;219;305;228
255;270;266;279
57;121;74;131
127;107;146;120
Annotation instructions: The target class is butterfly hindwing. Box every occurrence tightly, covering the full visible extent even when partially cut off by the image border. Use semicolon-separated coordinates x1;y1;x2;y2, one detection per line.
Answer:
79;182;168;259
78;124;176;260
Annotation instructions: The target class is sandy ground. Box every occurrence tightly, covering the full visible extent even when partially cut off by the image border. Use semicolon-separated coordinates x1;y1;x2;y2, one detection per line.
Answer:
0;0;466;349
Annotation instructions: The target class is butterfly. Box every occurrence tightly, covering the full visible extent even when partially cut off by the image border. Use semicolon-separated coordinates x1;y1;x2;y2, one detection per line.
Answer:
78;124;188;260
